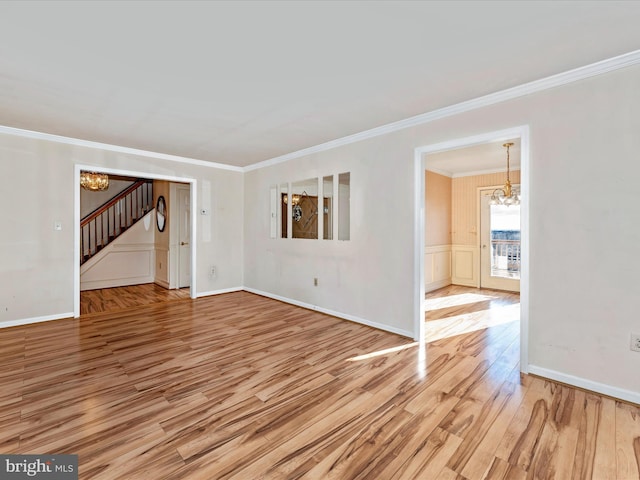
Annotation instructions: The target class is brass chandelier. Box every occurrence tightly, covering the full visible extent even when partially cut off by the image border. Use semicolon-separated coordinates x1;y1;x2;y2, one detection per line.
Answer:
490;142;519;206
80;171;109;191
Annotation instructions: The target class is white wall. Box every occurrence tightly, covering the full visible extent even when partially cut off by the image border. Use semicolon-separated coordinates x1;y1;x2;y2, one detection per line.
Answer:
244;64;640;398
80;178;135;218
0;133;244;324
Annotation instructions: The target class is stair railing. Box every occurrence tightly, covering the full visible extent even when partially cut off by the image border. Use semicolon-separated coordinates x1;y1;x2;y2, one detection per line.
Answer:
80;180;153;265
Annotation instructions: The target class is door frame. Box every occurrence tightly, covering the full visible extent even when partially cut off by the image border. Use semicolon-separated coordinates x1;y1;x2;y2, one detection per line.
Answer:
478;186;521;292
74;164;198;317
414;125;530;373
174;183;191;288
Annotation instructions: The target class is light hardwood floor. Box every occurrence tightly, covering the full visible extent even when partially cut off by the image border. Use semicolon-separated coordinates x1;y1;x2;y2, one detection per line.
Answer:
1;287;638;479
80;283;191;316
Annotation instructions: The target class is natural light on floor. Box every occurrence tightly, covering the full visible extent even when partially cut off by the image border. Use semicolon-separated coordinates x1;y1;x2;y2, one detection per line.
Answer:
345;289;518;370
347;342;419;362
425;303;520;343
424;292;496;311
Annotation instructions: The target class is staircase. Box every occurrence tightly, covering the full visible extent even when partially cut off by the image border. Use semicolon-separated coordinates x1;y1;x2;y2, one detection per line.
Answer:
81;180;153;265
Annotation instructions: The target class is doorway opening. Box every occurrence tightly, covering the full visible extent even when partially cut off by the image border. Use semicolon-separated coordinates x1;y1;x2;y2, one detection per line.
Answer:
480;188;520;292
414;126;529;373
74;165;198;318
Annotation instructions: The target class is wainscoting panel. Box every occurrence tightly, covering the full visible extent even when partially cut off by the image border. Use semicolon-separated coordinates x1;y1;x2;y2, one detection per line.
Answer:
154;247;170;289
452;244;479;287
80;245;155;290
424;245;452;293
81;213;156;291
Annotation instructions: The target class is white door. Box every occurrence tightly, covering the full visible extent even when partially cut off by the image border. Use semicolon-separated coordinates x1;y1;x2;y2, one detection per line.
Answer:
177;185;191;288
480;190;520;292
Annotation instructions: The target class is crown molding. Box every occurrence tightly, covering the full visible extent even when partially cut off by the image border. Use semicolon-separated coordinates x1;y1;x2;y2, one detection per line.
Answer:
245;49;640;172
0;125;244;173
2;49;639;174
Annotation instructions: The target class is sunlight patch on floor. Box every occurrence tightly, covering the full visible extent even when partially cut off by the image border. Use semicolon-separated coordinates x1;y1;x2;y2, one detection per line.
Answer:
347;342;419;362
425;292;496;311
425;303;520;343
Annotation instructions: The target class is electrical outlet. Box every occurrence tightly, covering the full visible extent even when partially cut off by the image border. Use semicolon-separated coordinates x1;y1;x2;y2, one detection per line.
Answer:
631;333;640;352
210;266;216;277
313;277;318;286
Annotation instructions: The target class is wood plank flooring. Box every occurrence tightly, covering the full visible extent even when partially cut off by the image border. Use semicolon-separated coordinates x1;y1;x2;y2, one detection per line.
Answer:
80;283;191;315
1;287;638;479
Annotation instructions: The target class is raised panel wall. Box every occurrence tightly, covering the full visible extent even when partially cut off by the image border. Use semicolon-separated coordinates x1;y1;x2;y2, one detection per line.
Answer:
451;245;479;287
424;245;452;293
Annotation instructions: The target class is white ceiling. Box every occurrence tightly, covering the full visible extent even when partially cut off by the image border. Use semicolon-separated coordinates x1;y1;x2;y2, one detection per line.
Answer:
426;138;521;177
1;1;640;168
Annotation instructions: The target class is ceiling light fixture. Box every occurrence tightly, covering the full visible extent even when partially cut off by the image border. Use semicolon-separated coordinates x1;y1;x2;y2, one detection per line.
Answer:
490;142;519;206
80;171;109;191
282;194;301;205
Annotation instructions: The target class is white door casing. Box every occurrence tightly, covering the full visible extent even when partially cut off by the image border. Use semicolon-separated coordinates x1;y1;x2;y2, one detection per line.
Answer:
177;185;191;288
414;124;529;374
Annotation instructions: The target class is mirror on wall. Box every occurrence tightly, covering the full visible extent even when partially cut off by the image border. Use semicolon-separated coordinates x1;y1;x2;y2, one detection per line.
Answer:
269;186;277;239
323;175;333;240
273;172;349;241
291;178;318;239
280;183;288;238
338;172;350;241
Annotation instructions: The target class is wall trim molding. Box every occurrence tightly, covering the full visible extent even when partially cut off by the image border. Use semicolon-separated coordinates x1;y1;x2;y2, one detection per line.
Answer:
425;278;451;293
154;279;171;289
196;286;245;298
424;244;451;254
0;312;74;330
244;287;414;338
0;125;243;173
246;49;640;172
528;365;640;405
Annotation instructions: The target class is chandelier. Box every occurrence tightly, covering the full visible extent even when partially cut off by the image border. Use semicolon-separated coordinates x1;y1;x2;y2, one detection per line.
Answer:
80;171;109;191
490;142;519;206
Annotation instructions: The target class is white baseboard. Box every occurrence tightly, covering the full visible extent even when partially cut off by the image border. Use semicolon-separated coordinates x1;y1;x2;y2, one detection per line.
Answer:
425;278;452;293
528;365;640;405
1;288;414;342
196;286;245;298
82;275;154;291
0;312;74;330
244;287;414;338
